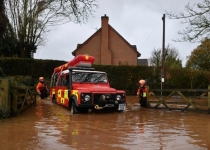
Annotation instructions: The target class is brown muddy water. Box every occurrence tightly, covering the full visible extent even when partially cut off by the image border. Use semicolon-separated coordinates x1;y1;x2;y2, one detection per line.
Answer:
0;96;210;150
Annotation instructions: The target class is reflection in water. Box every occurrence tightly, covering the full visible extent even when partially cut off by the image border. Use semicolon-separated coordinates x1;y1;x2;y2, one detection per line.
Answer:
0;96;209;150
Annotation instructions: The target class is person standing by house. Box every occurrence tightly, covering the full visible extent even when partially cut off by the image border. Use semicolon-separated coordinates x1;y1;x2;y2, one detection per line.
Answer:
137;79;148;107
36;77;48;99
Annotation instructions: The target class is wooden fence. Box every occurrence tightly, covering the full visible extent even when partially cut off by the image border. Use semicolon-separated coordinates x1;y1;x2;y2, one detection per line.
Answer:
147;86;210;114
0;79;37;117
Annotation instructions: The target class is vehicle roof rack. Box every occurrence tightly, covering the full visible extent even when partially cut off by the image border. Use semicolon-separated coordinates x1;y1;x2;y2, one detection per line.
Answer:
69;67;95;71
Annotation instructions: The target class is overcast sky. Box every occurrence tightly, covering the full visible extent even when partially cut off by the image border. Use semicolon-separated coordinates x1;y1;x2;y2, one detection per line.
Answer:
34;0;203;66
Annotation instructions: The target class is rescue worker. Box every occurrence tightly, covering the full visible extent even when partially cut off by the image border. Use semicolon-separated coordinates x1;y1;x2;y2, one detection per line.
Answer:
137;79;148;107
36;77;48;99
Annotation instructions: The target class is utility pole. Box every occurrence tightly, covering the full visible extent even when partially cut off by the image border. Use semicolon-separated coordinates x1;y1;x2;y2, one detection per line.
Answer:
161;14;165;96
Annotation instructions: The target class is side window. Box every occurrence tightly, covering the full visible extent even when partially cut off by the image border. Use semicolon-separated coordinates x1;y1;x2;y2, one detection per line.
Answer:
55;73;60;86
50;75;54;87
61;74;69;86
66;75;70;87
51;73;58;87
61;76;66;86
51;73;61;87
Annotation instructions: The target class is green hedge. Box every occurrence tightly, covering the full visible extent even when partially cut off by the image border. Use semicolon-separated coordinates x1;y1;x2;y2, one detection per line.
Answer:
1;58;210;95
0;58;65;79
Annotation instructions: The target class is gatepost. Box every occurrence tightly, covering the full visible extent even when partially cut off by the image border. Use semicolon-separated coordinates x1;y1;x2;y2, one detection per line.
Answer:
0;79;11;116
208;85;210;114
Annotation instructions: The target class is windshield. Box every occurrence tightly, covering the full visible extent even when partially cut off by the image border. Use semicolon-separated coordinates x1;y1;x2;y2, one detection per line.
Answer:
72;71;108;83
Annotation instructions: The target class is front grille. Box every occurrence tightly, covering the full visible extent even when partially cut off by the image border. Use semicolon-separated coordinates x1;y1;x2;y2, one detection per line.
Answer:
93;94;116;104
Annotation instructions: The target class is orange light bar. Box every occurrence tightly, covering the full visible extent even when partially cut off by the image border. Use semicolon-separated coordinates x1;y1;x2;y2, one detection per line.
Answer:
53;54;95;73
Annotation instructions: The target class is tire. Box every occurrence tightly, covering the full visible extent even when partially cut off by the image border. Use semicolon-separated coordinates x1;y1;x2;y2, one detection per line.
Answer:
70;101;79;114
52;96;57;104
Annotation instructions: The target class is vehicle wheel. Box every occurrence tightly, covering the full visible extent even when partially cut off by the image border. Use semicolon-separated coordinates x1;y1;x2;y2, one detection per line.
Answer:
70;101;79;114
52;96;57;104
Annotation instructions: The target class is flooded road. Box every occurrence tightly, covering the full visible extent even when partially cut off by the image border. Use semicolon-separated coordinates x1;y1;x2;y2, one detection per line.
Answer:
0;96;210;150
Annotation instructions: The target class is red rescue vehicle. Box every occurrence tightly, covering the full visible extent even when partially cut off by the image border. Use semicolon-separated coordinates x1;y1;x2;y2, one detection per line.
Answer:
50;54;126;114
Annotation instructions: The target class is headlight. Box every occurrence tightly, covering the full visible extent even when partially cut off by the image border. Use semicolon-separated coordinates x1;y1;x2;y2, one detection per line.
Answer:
84;95;90;102
116;95;121;101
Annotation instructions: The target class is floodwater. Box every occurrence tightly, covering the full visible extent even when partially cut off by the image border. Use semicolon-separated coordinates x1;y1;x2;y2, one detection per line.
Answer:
0;96;210;150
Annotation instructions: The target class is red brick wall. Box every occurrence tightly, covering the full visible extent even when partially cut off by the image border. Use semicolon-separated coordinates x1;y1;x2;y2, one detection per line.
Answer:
74;28;138;66
74;15;138;66
74;32;101;64
109;28;138;66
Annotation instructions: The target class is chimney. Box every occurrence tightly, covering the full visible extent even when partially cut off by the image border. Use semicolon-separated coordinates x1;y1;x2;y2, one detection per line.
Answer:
100;14;111;65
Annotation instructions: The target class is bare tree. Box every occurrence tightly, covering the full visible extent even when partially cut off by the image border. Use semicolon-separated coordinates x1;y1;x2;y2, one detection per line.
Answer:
149;48;162;67
149;44;182;68
5;0;98;58
166;0;210;43
0;0;7;38
0;0;18;57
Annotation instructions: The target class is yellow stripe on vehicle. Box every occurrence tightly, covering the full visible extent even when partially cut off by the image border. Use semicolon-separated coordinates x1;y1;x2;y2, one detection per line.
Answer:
58;89;61;97
72;90;78;100
61;98;64;104
64;90;68;98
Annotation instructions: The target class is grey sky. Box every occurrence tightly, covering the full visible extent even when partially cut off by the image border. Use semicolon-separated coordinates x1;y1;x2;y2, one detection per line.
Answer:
34;0;203;66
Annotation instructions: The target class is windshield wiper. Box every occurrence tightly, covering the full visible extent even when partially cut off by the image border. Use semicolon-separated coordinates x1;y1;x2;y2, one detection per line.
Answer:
80;73;94;83
94;75;106;83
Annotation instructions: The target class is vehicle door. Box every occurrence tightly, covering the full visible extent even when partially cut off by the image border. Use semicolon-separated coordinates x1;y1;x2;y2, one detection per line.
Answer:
57;74;69;107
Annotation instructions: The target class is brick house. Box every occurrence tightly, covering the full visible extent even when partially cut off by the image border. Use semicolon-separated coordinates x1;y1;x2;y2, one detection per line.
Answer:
72;14;141;66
